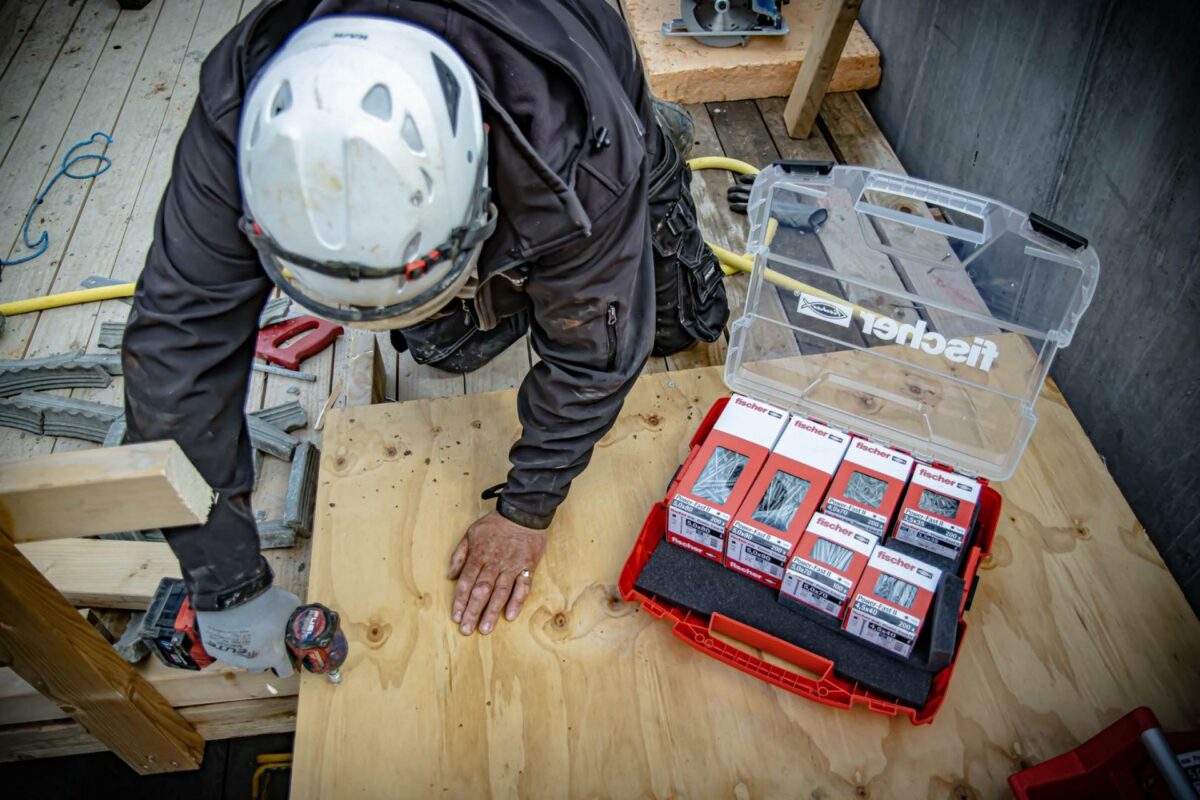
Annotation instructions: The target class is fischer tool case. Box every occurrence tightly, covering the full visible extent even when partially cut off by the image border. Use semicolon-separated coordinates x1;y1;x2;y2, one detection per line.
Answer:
619;163;1100;723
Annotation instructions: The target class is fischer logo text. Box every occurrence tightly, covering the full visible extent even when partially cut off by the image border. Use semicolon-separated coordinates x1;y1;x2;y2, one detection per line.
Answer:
859;312;999;372
877;550;919;572
734;396;770;413
815;516;858;539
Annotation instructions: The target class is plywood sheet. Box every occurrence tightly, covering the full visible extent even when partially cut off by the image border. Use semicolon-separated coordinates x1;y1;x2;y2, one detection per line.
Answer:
623;0;880;103
293;364;1200;798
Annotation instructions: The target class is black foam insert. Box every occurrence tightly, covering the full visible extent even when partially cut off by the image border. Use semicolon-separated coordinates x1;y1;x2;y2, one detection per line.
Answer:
635;541;936;708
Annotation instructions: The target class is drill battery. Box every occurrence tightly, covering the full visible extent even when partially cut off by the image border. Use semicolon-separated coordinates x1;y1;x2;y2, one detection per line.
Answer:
140;577;214;670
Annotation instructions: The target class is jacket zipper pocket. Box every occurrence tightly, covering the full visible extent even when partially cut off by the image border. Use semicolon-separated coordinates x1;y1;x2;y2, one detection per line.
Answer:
605;303;618;372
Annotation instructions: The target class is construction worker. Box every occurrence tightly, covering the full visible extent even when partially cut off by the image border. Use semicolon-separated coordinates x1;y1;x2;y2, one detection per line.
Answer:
121;1;727;674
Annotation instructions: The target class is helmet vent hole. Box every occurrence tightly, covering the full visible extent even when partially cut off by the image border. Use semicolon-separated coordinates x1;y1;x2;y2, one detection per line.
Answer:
421;168;434;200
467;150;473;164
401;113;424;154
271;81;292;117
402;233;422;265
361;84;392;122
249;115;262;147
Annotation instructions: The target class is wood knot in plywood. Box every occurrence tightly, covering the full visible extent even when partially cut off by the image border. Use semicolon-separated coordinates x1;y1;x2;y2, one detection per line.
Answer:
353;617;393;649
470;419;482;429
950;782;979;800
854;785;869;799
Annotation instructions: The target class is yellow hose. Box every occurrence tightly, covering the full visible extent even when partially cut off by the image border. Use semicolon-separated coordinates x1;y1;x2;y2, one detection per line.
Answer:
686;156;760;176
0;283;135;317
686;157;874;321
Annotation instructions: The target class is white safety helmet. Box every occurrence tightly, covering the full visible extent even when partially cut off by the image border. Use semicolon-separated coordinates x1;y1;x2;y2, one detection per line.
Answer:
238;16;495;330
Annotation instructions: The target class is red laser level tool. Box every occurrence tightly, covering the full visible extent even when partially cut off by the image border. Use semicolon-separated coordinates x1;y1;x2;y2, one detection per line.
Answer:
256;315;344;371
286;603;348;684
141;577;215;671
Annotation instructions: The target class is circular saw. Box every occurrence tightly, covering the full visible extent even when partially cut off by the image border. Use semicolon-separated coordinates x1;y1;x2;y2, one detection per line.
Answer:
662;0;789;48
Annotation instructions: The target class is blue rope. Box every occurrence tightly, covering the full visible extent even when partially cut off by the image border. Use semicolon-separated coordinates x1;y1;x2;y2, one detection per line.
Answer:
0;131;113;272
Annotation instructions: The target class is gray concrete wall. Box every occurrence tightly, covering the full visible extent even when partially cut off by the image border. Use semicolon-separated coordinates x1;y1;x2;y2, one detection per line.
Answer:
855;0;1200;610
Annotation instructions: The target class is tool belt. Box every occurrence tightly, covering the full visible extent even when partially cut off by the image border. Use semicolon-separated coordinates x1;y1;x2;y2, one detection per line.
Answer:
647;122;728;356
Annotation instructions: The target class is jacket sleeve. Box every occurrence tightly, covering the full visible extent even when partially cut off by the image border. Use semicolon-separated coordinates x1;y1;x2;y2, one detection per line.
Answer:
497;170;655;529
121;99;274;611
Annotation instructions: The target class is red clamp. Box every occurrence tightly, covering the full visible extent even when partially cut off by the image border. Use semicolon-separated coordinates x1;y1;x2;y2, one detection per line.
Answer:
256;315;344;371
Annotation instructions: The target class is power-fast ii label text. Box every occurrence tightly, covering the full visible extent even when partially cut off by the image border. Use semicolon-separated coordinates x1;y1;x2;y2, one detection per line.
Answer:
782;558;853;617
845;594;921;656
668;495;728;555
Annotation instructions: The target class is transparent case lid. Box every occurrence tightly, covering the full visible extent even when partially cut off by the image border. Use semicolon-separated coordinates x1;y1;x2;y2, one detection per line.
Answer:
725;164;1100;480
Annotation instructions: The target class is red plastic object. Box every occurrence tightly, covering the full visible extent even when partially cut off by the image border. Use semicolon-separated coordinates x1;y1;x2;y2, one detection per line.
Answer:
1009;707;1200;799
256;315;344;371
618;395;1002;725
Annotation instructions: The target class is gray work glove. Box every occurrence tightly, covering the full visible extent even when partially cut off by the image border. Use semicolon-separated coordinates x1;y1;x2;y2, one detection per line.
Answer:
194;586;300;676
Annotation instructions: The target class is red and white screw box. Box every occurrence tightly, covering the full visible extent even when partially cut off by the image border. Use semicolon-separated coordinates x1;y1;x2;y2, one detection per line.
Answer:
844;546;942;658
725;417;851;587
822;438;915;539
779;513;877;620
666;394;790;562
892;464;982;561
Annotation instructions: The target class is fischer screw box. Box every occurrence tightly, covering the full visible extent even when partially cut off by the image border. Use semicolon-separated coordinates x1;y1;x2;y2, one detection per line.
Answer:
844;546;942;658
823;438;915;538
779;512;877;620
725;417;851;588
892;463;982;561
666;394;789;562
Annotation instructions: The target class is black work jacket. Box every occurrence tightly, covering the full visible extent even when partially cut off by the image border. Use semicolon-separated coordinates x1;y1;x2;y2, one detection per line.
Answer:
122;0;656;608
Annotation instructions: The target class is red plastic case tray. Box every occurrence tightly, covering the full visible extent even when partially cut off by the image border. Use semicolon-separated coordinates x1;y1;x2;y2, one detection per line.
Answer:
618;396;1002;725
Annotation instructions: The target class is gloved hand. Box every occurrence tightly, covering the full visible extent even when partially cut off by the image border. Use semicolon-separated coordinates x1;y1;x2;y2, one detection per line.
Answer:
726;173;829;233
194;586;300;675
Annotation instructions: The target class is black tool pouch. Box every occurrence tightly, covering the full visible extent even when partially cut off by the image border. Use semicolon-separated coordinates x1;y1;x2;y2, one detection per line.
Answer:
647;125;729;357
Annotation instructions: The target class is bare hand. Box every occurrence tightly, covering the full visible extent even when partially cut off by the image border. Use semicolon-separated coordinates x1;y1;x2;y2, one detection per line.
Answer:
447;511;547;635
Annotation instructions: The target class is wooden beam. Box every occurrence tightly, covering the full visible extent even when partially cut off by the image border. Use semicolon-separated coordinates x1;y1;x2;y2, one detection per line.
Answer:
0;530;203;773
0;696;297;763
0;655;300;727
17;539;180;609
785;0;863;138
0;441;213;542
344;330;386;407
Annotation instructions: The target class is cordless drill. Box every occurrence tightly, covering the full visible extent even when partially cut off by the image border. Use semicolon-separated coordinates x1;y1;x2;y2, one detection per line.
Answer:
140;578;348;682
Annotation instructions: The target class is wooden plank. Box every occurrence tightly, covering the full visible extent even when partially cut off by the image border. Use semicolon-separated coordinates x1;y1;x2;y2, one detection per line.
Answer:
0;441;212;541
0;0;85;164
758;95;923;331
62;0;244;419
0;0;119;257
0;649;300;728
0;0;44;81
818;92;997;337
17;539;179;609
0;529;203;773
0;696;297;763
0;650;300;728
20;0;204;362
396;351;466;401
621;0;880;104
292;363;1200;798
709;99;866;356
343;330;388;407
0;0;157;363
784;0;862;138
